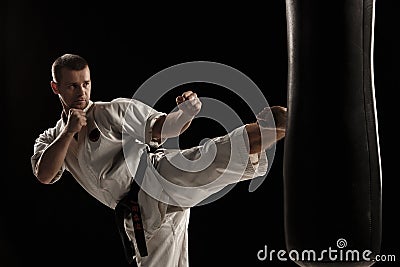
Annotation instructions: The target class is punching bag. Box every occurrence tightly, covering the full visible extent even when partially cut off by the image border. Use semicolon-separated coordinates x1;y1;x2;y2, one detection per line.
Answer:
283;0;382;266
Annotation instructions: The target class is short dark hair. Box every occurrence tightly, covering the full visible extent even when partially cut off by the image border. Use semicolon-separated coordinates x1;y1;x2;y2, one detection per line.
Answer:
51;54;88;83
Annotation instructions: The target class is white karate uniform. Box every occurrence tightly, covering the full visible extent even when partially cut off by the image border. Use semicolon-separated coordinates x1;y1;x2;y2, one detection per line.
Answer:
31;98;268;267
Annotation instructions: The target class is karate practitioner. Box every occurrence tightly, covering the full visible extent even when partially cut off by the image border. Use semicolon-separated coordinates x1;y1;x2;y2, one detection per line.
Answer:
31;54;287;266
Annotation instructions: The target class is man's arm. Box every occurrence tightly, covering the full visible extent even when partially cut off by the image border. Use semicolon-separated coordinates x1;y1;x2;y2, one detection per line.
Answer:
35;109;86;184
152;91;202;141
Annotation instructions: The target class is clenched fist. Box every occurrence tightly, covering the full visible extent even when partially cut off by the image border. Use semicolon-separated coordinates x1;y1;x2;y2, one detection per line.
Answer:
65;108;87;134
176;91;202;117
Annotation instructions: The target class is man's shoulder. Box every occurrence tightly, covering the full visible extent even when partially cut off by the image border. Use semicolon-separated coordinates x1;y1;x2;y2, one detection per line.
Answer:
93;97;128;105
36;118;64;140
92;97;154;121
92;98;132;111
93;97;156;113
93;97;144;107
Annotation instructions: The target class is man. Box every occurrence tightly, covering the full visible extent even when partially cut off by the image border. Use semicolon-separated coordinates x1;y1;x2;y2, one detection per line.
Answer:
31;54;286;266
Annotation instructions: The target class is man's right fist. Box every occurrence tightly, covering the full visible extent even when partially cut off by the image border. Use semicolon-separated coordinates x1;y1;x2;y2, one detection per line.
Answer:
66;109;87;134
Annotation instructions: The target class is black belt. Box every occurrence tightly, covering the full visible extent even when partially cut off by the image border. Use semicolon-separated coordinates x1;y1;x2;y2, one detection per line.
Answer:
115;150;149;264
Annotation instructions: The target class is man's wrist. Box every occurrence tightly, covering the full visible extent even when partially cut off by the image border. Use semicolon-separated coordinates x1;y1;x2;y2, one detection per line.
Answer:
179;109;195;121
61;129;77;139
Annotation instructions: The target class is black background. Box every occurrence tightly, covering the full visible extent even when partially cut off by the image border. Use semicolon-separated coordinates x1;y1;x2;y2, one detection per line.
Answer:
2;0;398;266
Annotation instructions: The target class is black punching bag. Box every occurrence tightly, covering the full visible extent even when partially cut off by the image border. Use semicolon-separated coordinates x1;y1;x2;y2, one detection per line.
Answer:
283;0;382;266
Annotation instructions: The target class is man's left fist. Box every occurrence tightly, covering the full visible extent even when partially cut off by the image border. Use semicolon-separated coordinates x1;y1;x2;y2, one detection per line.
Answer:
176;91;202;116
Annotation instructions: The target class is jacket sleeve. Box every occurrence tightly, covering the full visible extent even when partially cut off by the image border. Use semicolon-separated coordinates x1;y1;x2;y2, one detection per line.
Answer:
98;98;167;148
31;124;66;183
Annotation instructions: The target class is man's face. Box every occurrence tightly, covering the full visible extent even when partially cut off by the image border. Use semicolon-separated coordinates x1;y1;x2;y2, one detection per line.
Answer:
53;66;91;110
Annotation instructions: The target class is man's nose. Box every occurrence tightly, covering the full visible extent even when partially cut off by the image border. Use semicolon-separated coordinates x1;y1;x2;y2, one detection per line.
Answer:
76;84;86;94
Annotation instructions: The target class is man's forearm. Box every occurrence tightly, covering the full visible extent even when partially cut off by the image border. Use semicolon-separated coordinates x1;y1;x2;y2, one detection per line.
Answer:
35;130;74;184
153;110;194;140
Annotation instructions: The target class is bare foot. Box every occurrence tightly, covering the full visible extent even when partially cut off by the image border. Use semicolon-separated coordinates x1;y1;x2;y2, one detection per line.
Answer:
246;106;288;153
256;106;287;131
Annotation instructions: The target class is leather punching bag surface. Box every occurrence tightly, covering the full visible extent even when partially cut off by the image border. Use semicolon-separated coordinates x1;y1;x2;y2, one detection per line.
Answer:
283;0;382;266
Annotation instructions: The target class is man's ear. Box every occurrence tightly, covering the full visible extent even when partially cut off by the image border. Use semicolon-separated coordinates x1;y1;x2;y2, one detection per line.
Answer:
50;81;59;94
